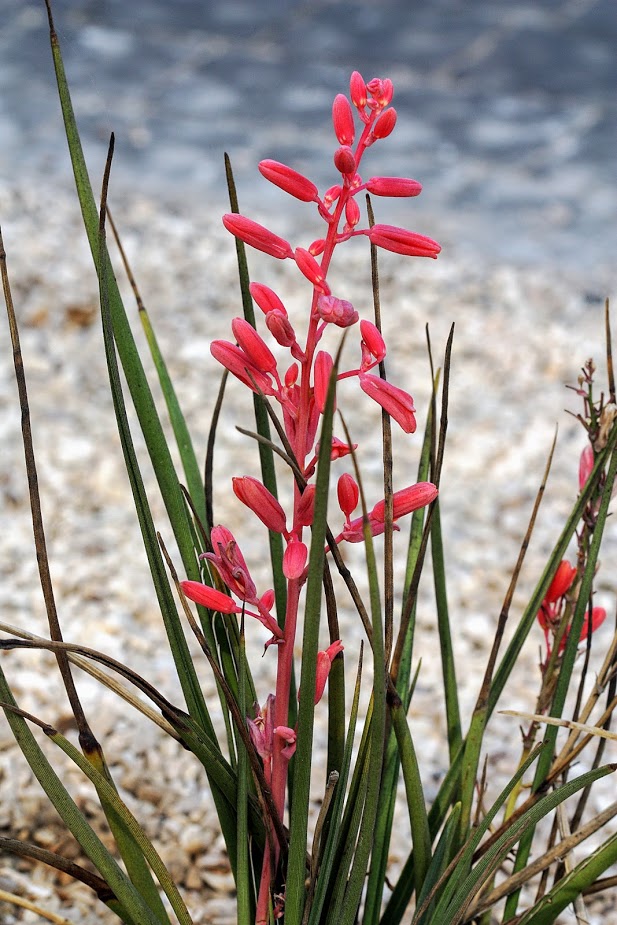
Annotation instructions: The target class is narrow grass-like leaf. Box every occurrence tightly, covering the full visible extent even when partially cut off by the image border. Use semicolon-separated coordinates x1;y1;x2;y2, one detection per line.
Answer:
42;2;221;744
413;803;461;925
390;696;432;895
236;615;253;925
514;831;617;925
433;764;615;925
333;425;387;925
306;646;363;925
0;677;166;925
45;726;193;925
431;498;462;759
107;208;206;529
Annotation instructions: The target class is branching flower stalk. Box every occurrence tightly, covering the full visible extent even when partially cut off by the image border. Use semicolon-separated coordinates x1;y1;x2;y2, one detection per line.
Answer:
180;72;440;921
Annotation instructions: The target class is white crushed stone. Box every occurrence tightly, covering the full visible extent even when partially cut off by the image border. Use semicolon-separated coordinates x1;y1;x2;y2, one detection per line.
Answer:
0;176;616;924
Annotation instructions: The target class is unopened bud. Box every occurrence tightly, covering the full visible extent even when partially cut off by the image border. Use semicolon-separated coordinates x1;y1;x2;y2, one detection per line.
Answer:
295;247;330;294
370;108;397;140
350;71;367;110
369;224;441;258
223;214;293;260
332;93;355;145
365;176;422;197
258;159;319;202
250;282;287;316
231;317;277;373
333;145;356;176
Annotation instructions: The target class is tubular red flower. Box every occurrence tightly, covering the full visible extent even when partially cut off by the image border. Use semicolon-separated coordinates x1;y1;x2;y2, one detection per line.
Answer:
365;176;422;197
222;213;293;259
333;145;357;176
314;350;335;414
313;640;344;704
210;341;274;395
250;282;287;316
350;71;367;110
359;373;416;433
258;159;319;203
360;319;386;362
370;107;397;139
545;560;577;604
337;473;359;519
231;317;277;373
370;482;438;523
180;581;239;614
233;476;288;535
315;294;359;328
294;247;330;294
204;525;257;602
332;93;355;146
369;224;441;258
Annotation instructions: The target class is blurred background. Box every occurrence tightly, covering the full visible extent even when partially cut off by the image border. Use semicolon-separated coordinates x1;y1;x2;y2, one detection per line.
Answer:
1;0;616;270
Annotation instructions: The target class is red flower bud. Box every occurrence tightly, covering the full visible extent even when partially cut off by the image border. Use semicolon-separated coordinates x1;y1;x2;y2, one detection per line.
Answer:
359;373;416;433
332;93;355;145
337;473;359;519
369;224;441;258
333;145;357;176
231;317;277;373
324;185;342;207
266;310;296;347
210;341;274;394
370;108;397;140
360;319;386;362
233;476;288;535
258;159;319;202
294;247;330;294
314;350;335;414
313;640;344;703
309;238;327;256
545;561;577;603
350;71;367;110
181;581;239;614
222;213;293;259
365;176;422;197
283;539;308;579
345;196;361;230
250;282;287;316
370;482;438;523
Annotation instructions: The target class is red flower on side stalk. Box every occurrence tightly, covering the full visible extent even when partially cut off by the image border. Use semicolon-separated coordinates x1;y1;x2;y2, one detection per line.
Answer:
536;559;606;657
359;373;417;433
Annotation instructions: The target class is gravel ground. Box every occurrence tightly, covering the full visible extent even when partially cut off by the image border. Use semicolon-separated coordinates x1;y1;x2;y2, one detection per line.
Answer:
1;176;616;924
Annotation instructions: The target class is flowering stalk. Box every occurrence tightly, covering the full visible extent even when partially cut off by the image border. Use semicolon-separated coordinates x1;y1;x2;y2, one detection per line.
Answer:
189;71;439;921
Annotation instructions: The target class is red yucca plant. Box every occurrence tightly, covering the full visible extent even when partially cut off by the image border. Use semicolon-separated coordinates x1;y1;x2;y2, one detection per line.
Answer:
1;3;616;924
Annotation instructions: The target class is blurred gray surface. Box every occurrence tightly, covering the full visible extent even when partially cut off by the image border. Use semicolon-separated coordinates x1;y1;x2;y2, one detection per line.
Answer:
1;0;616;269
